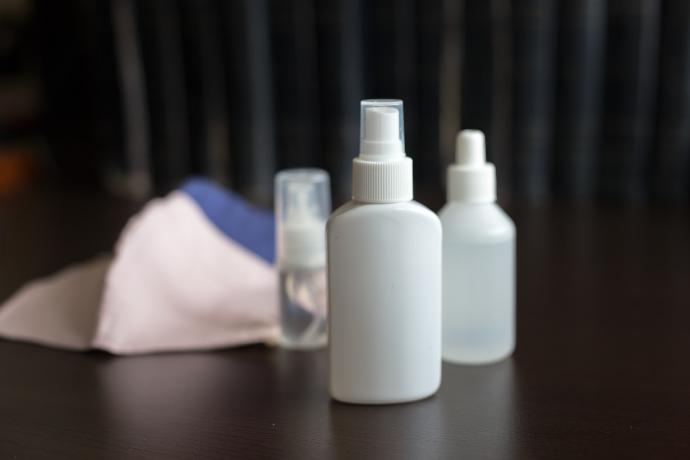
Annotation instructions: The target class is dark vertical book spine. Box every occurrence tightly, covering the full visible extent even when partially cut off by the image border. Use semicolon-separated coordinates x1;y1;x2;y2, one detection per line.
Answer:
35;0;123;187
365;0;419;159
111;0;152;198
179;0;231;185
460;0;513;202
77;0;123;187
393;0;419;169
553;0;606;201
599;0;661;203
415;0;443;200
490;0;514;203
438;0;461;190
135;0;190;193
460;0;493;145
652;0;690;203
315;0;365;203
269;0;321;170
511;0;557;203
221;0;276;205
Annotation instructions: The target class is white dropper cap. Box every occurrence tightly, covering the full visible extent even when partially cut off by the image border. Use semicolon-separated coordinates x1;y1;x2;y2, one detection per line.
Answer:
447;130;496;203
352;99;413;202
275;169;331;270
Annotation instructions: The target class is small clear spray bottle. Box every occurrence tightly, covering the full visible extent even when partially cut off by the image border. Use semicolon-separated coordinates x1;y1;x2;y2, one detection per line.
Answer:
275;169;331;349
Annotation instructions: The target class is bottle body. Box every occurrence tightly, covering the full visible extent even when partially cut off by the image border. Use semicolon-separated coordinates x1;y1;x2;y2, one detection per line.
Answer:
279;267;327;349
440;202;515;364
327;200;442;404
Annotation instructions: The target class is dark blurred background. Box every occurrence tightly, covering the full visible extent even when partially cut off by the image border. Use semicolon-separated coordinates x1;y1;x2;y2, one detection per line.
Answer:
0;0;689;207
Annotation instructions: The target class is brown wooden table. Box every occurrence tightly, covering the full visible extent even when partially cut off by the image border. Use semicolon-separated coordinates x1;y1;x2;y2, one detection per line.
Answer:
1;189;689;459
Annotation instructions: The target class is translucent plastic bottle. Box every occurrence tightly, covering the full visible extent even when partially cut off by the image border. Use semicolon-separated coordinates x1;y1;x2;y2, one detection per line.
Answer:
275;169;331;349
440;130;516;364
328;100;442;404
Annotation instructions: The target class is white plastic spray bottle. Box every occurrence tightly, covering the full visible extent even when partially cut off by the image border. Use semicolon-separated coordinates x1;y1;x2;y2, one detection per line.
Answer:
440;130;516;364
327;99;442;404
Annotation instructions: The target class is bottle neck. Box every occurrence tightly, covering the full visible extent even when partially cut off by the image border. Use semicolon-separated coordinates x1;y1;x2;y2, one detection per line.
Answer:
352;156;413;203
447;163;496;203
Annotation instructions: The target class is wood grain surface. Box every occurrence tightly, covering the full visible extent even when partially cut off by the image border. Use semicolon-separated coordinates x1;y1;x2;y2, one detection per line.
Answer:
1;189;689;459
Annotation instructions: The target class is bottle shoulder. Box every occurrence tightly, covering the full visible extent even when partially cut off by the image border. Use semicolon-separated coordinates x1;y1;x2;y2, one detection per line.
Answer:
439;202;515;241
328;200;441;231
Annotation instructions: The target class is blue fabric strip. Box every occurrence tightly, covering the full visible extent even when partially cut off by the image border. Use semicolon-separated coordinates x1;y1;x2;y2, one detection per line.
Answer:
181;178;275;264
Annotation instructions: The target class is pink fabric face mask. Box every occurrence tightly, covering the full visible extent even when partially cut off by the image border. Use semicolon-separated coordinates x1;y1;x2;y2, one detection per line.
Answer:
0;184;279;354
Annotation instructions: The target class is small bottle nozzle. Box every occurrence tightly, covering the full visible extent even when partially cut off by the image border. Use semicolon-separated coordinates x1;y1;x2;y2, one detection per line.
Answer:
455;130;486;166
447;129;496;203
364;107;399;142
275;169;331;270
359;99;405;160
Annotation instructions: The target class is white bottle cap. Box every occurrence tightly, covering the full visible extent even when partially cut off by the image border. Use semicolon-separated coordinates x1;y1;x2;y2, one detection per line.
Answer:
275;169;331;270
352;99;413;203
447;130;496;203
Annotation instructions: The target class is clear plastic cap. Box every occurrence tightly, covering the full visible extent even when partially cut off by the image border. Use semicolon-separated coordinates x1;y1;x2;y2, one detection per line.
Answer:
275;169;331;269
359;99;405;160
